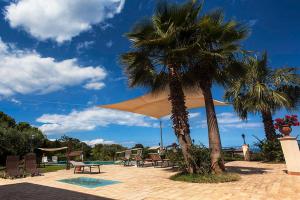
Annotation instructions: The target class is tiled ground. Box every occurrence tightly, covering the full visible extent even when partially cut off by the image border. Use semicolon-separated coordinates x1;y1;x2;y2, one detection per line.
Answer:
0;161;299;200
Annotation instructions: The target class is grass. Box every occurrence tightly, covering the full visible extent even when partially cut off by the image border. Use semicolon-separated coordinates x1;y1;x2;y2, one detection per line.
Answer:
39;165;66;173
170;172;241;184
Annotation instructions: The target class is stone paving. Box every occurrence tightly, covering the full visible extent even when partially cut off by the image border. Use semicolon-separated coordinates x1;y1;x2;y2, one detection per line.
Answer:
0;161;299;200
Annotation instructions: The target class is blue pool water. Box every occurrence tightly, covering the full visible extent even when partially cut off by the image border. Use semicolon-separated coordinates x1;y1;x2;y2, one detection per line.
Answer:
84;161;115;165
58;177;120;188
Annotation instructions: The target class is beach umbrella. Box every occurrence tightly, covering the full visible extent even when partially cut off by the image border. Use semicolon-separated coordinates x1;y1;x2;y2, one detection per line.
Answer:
99;90;227;149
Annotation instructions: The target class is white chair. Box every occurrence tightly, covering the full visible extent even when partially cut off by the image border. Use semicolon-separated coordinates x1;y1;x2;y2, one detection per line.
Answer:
52;156;58;163
42;156;48;164
70;161;101;174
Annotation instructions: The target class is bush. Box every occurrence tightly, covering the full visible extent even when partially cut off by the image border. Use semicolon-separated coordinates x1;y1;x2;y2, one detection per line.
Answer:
255;138;284;162
166;144;211;174
222;151;244;162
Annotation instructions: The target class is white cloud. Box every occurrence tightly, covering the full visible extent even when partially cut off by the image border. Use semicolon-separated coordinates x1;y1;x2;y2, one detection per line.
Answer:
249;19;258;27
76;41;95;52
0;38;107;97
5;0;125;43
189;112;200;119
161;112;199;121
84;82;105;90
83;138;115;146
37;107;155;135
10;98;21;105
106;40;113;48
200;112;262;131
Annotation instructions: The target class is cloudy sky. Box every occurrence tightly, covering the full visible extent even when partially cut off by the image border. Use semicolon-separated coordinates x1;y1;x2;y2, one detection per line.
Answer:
0;0;299;147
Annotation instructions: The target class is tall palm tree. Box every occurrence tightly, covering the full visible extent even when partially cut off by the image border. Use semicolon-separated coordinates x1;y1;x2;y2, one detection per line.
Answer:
182;10;249;173
121;1;201;173
224;52;300;141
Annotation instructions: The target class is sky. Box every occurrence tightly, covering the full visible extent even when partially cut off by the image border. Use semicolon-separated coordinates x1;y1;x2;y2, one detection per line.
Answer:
0;0;299;148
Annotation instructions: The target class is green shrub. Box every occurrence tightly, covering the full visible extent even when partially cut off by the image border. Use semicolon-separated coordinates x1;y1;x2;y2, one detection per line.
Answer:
250;152;264;161
255;138;284;162
222;151;244;162
166;144;211;174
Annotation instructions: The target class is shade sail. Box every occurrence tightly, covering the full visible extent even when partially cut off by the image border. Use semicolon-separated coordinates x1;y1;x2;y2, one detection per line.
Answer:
100;90;227;119
38;147;68;152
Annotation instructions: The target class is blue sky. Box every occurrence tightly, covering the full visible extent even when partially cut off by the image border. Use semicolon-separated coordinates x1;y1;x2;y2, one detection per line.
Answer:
0;0;299;148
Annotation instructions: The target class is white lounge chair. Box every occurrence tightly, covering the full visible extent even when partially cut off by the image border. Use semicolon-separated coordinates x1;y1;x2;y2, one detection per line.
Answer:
70;161;101;174
42;156;48;164
51;156;58;163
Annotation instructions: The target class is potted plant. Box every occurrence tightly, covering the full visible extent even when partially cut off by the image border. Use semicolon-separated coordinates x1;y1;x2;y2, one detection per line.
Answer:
274;115;300;137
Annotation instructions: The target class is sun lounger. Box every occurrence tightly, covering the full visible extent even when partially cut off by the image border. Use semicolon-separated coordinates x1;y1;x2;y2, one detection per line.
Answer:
25;153;40;176
42;156;48;164
5;155;23;178
121;150;132;166
70;161;101;174
149;153;170;167
51;156;58;163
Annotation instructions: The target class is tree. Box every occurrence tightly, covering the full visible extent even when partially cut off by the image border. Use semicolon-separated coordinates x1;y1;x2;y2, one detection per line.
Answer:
132;144;144;149
224;52;300;141
0;112;46;165
92;144;126;161
181;9;248;173
121;1;201;173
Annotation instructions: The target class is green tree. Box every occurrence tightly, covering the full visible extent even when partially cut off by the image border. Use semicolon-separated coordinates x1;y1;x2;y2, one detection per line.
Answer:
132;144;144;149
92;144;126;161
224;52;300;141
0;112;46;165
121;0;201;173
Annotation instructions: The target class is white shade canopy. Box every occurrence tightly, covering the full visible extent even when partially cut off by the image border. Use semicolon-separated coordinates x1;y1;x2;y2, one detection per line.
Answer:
37;147;68;152
99;90;227;119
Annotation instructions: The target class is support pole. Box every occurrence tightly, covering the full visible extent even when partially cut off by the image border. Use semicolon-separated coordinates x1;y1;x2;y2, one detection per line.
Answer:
160;119;163;151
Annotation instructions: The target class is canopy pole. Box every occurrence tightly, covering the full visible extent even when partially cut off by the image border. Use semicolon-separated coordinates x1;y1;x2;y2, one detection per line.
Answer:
159;119;163;151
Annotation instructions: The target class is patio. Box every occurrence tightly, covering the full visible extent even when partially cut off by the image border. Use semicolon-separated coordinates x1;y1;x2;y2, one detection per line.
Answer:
0;161;299;200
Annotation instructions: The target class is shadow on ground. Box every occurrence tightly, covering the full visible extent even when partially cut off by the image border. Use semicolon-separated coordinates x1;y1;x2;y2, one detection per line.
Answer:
226;166;270;175
0;183;114;200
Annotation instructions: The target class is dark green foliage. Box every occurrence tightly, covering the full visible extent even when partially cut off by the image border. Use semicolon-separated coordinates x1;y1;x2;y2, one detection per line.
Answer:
0;111;129;164
190;145;211;174
40;135;93;161
224;53;300;141
255;138;284;162
170;172;240;183
132;144;144;149
167;145;212;174
92;144;126;161
222;151;244;162
0;112;45;165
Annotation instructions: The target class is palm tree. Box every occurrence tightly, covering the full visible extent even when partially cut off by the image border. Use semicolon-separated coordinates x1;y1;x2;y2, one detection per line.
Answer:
121;1;201;173
224;52;300;141
182;10;249;173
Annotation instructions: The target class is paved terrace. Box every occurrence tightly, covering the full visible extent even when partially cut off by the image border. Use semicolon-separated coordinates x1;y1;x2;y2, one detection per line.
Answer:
0;161;299;200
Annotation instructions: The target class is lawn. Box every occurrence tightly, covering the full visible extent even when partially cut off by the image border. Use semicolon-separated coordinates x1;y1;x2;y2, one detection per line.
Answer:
39;165;66;173
170;172;241;184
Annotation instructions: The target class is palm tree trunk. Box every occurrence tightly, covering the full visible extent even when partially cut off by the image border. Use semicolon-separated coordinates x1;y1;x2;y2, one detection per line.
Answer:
261;110;276;141
168;65;198;174
200;82;225;174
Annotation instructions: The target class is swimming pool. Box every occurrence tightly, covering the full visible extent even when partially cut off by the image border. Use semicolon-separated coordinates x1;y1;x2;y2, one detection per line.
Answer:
84;161;115;165
58;177;120;188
